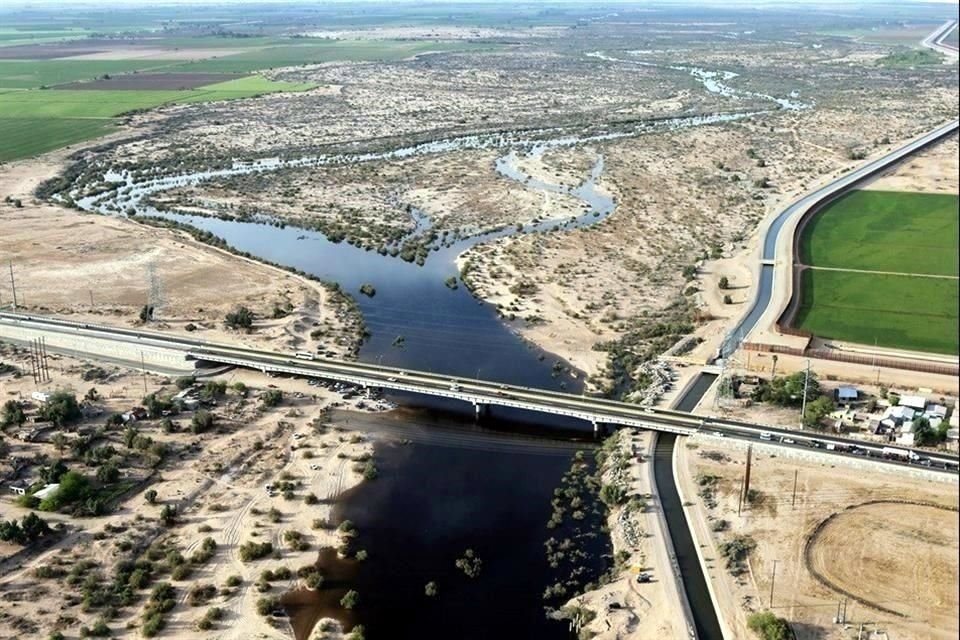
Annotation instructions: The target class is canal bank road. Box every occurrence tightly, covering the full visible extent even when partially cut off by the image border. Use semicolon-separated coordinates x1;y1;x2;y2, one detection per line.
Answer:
673;439;740;640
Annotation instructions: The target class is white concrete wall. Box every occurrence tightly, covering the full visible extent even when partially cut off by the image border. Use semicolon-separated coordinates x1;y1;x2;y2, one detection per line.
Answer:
690;433;958;485
0;322;192;373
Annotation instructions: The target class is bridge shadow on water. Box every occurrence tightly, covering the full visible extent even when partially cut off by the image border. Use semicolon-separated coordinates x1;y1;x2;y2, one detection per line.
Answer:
284;405;611;640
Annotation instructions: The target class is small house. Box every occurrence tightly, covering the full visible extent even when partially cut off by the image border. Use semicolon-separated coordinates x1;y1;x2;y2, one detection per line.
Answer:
8;484;26;496
889;406;915;423
33;483;59;501
899;395;927;411
836;386;859;402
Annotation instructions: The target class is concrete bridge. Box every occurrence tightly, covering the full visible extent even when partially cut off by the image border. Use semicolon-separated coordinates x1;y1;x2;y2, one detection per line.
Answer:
2;311;958;473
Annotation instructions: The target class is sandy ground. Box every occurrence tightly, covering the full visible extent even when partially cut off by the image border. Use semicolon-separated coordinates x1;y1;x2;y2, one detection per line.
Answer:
565;430;687;639
0;346;378;639
0;151;363;359
862;133;959;193
675;437;959;640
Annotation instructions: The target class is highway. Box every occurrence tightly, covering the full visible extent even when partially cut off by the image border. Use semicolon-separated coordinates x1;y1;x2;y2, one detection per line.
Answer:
2;310;957;474
720;118;960;358
922;19;959;55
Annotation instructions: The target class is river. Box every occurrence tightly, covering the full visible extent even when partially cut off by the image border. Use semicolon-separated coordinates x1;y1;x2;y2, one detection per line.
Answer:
64;103;774;638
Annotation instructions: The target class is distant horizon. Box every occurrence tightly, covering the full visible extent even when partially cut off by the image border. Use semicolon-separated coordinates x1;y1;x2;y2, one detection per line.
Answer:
2;0;958;7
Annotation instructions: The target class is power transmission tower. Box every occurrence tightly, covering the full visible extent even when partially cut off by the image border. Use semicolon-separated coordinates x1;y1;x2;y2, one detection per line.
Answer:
800;358;811;428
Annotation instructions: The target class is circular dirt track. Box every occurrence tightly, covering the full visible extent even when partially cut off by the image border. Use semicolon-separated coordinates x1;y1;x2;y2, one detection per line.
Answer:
806;501;959;621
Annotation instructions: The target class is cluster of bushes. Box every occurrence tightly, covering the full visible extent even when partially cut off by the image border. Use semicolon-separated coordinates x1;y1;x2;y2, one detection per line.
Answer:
718;535;756;576
592;300;694;398
225;306;254;331
239;541;274;562
261;389;283;408
0;512;52;545
1;399;26;427
747;611;793;640
455;549;482;578
750;372;834;428
142;582;176;637
38;391;82;427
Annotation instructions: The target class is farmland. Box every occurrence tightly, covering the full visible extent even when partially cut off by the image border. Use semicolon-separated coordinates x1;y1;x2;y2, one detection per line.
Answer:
0;77;315;161
799;190;959;276
795;269;958;354
0;35;479;161
0;117;116;161
795;189;959;354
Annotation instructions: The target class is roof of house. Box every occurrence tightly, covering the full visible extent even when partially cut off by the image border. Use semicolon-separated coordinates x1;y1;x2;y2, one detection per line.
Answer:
898;395;927;411
837;386;859;400
33;483;60;500
890;406;915;421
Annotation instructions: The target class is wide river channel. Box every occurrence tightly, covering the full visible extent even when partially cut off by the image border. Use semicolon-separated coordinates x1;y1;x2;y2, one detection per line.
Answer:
73;90;787;635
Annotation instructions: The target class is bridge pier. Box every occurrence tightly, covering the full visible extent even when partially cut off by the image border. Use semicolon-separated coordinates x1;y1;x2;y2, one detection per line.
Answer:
473;402;488;421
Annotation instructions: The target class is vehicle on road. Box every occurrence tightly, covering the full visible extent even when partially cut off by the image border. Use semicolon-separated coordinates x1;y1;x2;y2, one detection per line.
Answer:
759;431;773;441
294;351;315;361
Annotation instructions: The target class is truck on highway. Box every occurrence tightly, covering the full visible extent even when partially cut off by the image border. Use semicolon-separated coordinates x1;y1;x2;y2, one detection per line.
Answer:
882;446;920;461
294;351;315;361
759;431;773;441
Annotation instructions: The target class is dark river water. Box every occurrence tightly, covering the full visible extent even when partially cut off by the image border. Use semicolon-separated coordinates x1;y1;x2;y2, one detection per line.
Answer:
282;410;608;640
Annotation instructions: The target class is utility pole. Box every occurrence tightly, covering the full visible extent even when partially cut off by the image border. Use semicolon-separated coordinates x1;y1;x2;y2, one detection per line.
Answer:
800;359;811;428
769;559;777;607
8;262;17;310
89;289;94;307
742;444;753;509
140;351;148;394
791;469;799;509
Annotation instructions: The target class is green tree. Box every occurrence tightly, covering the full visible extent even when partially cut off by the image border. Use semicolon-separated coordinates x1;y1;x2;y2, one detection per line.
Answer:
718;276;729;289
145;489;158;504
1;400;26;428
340;589;359;609
261;389;283;408
424;581;438;597
39;391;82;427
802;396;834;429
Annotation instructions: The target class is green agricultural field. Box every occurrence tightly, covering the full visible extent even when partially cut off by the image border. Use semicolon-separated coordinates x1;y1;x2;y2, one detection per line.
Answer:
0;60;173;89
795;270;958;355
0;117;116;161
0;77;314;162
878;48;943;68
800;190;959;276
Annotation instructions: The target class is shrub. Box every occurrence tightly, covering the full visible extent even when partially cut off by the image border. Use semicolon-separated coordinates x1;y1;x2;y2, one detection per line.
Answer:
225;306;254;331
191;411;215;434
747;611;792;640
424;581;438;597
261;389;283;408
256;596;279;617
239;541;274;562
340;589;359;609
